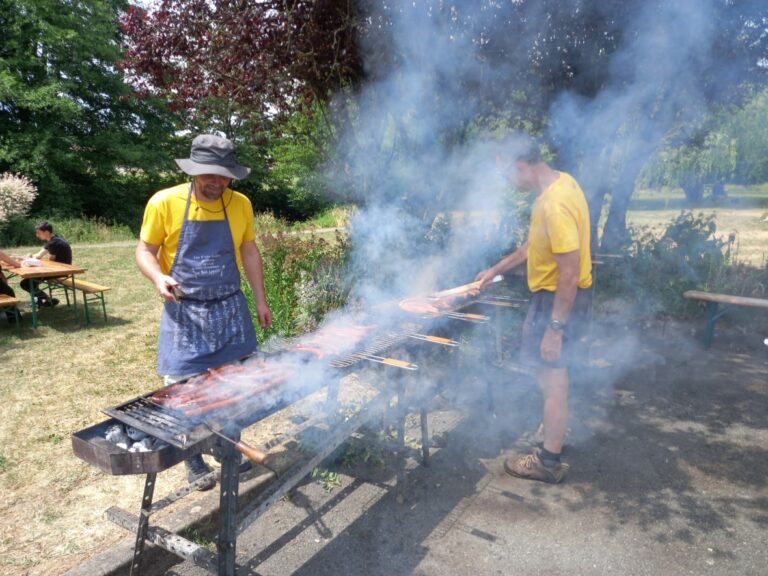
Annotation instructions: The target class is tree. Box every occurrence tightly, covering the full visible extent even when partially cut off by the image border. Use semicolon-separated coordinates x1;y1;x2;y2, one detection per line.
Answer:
120;0;768;241
0;0;176;224
119;1;363;135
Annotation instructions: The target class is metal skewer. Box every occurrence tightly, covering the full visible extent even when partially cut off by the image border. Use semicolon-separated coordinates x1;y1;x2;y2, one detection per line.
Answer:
406;333;460;346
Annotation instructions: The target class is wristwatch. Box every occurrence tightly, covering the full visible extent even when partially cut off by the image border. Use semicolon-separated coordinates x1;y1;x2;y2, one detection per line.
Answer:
548;319;566;332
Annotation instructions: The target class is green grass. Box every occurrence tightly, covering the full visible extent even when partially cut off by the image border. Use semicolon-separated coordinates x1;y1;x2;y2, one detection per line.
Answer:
292;205;351;230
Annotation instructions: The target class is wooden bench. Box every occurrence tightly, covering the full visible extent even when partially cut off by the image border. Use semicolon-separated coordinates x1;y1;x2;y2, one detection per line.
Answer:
0;294;21;334
50;278;111;325
683;290;768;349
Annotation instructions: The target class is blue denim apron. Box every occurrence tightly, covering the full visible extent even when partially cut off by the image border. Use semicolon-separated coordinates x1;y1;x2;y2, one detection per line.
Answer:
157;185;257;375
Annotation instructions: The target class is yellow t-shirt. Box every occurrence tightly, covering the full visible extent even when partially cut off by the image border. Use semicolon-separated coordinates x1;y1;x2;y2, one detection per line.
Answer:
527;172;592;292
139;183;256;274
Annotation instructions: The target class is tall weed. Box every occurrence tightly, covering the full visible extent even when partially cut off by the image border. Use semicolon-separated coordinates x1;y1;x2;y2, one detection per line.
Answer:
243;231;350;340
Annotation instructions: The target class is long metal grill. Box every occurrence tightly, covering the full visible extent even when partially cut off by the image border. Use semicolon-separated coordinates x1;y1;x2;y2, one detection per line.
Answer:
72;281;526;576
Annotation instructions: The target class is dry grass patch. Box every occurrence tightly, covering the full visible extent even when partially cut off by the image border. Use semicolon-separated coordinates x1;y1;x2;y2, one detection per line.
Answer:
0;243;194;575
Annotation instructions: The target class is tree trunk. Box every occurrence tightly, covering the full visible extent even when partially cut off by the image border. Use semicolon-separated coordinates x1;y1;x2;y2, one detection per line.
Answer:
587;186;609;255
600;181;634;252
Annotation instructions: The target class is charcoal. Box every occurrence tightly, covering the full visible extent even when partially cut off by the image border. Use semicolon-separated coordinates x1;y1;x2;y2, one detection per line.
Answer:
126;426;148;441
105;424;130;447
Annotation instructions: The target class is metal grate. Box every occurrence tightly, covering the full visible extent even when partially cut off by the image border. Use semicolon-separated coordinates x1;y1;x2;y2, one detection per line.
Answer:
103;396;206;448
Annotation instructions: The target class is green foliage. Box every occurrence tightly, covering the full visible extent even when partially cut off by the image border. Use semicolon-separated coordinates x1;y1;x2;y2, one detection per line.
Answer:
243;232;350;340
296;205;351;230
0;215;134;247
52;217;135;244
0;0;177;225
643;88;768;199
254;107;335;220
310;467;342;492
599;211;733;316
0;216;37;246
337;438;386;470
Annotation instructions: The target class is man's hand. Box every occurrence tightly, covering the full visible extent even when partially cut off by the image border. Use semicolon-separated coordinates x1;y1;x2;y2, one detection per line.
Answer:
473;268;497;292
255;300;272;328
155;275;181;302
540;327;563;363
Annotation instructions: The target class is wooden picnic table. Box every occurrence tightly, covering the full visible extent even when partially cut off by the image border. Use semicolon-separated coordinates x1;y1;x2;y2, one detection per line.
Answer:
2;260;87;328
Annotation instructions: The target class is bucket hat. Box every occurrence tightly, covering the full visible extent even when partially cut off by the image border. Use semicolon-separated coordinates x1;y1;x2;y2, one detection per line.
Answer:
175;134;250;180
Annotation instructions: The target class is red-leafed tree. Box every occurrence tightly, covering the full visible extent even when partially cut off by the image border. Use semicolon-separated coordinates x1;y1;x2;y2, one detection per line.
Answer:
119;0;364;138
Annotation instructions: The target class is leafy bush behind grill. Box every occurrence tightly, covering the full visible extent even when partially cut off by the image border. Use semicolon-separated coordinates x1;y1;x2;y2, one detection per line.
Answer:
597;211;768;317
244;231;351;341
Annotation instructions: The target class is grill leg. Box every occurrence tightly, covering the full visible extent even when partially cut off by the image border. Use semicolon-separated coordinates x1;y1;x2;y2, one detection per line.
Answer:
395;377;406;502
420;407;430;466
218;435;240;576
130;472;157;576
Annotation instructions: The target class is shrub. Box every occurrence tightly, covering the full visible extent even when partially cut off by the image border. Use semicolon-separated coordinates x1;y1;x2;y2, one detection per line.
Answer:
243;231;350;341
0;173;37;222
598;211;735;316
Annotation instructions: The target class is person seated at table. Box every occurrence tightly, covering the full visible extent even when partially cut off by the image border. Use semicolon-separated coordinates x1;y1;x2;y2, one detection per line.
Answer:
0;249;23;323
19;221;73;308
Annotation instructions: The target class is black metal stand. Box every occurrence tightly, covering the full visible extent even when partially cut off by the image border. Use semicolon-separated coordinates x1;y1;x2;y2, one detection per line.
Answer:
420;407;430;466
130;472;157;576
217;432;241;576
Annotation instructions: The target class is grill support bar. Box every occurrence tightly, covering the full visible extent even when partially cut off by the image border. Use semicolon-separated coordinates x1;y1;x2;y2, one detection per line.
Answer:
130;472;156;576
217;432;240;576
106;506;220;572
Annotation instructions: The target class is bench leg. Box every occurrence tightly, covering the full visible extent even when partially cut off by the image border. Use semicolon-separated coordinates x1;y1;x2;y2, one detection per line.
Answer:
704;301;724;350
83;294;91;325
98;292;107;324
62;284;72;307
29;282;39;329
69;278;81;325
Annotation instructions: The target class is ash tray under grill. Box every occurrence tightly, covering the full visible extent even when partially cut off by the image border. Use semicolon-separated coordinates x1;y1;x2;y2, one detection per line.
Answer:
72;418;196;476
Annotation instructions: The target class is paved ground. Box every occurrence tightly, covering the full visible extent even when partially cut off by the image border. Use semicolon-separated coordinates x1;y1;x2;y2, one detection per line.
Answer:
161;320;768;576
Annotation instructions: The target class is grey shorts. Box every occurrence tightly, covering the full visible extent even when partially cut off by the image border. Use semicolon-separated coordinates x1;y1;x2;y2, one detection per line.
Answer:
519;287;593;369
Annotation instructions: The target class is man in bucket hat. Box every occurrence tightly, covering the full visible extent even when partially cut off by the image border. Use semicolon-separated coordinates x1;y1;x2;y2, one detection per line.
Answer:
136;134;272;490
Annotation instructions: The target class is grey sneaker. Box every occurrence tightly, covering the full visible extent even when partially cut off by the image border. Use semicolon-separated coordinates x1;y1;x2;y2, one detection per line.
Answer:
504;448;569;484
185;454;215;491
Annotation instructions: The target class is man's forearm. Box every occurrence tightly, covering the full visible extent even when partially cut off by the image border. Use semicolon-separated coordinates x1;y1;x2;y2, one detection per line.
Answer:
550;251;581;324
135;241;164;284
491;241;529;275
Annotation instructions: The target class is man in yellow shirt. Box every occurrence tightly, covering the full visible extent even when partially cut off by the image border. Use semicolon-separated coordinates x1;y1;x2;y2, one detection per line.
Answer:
475;137;592;483
136;134;272;489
